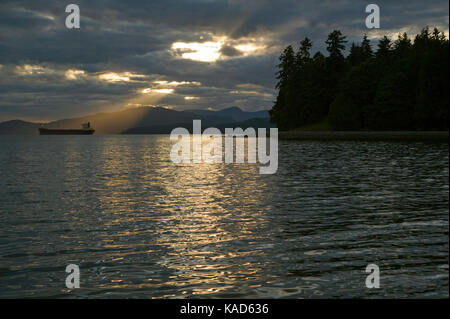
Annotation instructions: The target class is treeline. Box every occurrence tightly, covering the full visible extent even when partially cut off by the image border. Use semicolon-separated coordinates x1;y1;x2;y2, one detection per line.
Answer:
269;27;449;131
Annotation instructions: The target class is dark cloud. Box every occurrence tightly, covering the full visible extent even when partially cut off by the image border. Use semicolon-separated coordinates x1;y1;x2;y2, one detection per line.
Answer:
220;45;243;57
0;0;448;121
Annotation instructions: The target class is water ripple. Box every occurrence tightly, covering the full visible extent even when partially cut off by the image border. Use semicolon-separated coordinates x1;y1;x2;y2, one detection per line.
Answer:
0;136;448;298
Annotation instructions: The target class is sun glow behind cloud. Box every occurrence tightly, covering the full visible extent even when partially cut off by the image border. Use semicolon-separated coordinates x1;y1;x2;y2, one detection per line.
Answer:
172;40;224;62
65;69;86;80
142;88;174;94
171;35;267;62
153;80;201;86
230;90;273;99
234;43;265;55
15;64;47;75
98;72;146;82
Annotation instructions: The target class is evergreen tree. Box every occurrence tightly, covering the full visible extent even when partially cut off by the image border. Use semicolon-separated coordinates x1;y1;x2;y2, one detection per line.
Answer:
301;51;329;124
275;45;296;90
348;43;363;66
289;37;313;126
360;34;373;60
376;36;392;64
393;32;412;58
326;30;347;59
296;37;312;64
270;45;296;129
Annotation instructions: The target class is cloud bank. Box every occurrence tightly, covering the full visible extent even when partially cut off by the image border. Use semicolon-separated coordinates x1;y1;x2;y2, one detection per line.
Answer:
0;0;448;121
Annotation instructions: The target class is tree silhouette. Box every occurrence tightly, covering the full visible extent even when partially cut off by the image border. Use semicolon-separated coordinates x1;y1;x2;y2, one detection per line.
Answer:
326;30;347;59
270;27;449;131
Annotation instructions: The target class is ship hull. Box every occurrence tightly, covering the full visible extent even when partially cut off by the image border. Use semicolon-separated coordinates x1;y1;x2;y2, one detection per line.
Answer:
39;128;95;135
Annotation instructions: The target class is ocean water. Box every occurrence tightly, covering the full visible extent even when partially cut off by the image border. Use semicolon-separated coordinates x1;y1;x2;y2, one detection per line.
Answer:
0;135;448;298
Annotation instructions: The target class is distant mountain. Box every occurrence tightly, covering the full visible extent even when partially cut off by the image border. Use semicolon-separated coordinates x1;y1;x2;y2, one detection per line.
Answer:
0;120;42;135
185;107;269;122
46;107;199;134
0;106;272;135
0;107;199;135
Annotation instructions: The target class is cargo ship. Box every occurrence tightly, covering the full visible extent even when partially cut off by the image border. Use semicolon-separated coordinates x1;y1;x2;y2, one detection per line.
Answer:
39;122;95;135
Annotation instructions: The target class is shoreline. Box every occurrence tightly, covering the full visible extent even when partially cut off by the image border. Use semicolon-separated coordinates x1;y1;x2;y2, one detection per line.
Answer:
279;131;449;141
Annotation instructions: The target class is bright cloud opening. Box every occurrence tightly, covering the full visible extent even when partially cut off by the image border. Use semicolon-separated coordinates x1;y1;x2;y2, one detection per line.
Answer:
234;43;265;55
171;35;267;62
153;80;201;86
172;40;224;62
65;69;86;80
15;64;47;75
142;88;174;94
98;72;146;82
230;90;273;98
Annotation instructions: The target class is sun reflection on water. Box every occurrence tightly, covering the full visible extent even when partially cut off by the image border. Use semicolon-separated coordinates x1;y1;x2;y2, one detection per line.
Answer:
2;136;447;298
82;136;274;297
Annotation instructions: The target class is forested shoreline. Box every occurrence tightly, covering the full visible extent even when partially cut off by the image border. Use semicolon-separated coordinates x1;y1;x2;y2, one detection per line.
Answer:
269;27;449;131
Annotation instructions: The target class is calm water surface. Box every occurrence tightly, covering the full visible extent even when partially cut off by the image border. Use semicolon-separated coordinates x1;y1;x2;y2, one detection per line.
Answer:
0;135;448;298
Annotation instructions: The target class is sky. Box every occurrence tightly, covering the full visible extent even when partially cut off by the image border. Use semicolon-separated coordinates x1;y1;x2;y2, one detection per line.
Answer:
0;0;448;122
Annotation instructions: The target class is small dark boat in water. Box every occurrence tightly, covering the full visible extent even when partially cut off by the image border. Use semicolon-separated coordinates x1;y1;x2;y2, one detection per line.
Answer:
39;122;95;135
